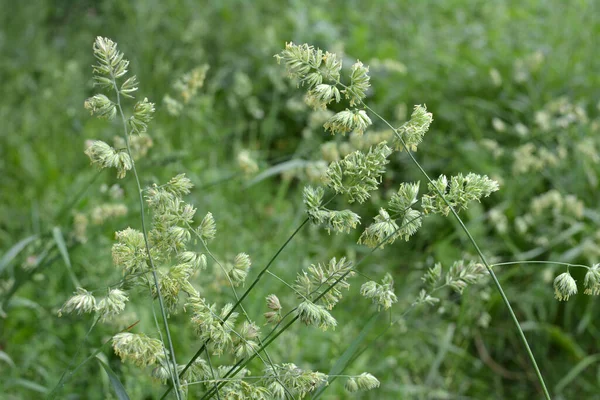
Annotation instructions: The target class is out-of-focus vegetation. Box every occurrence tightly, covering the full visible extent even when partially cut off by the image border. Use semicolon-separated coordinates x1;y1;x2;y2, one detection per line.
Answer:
1;0;600;399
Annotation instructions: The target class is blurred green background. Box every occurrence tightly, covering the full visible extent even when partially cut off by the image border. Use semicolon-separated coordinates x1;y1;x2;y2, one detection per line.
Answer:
1;0;600;398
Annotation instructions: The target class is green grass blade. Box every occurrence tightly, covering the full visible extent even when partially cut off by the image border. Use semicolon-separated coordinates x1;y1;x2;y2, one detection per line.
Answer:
244;159;308;188
10;378;48;394
96;357;131;400
554;353;600;394
0;350;16;368
312;312;380;399
0;235;38;275
52;227;80;288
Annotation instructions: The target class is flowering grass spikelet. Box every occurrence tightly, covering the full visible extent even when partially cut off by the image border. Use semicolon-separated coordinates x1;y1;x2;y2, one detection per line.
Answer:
554;271;577;301
297;300;337;330
129;97;155;135
266;294;281;311
233;321;260;359
227;252;252;286
112;227;148;274
275;42;324;86
354;372;380;391
302;186;361;234
264;294;282;324
358;208;400;249
198;212;217;242
187;297;238;356
445;260;487;294
96;288;129;321
264;363;328;399
326;142;392;203
306;84;341;110
58;287;96;317
393;104;433;151
343;60;371;106
422;173;499;216
584;264;600;295
360;273;397;310
84;140;132;179
119;75;139;98
294;257;354;309
84;94;116;120
164;173;194;197
323;109;372;135
345;377;359;393
93;36;129;80
177;251;207;270
112;332;165;367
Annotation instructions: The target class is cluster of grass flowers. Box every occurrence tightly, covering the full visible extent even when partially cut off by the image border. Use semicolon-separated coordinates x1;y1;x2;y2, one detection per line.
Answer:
274;42;559;400
56;37;393;400
55;38;600;400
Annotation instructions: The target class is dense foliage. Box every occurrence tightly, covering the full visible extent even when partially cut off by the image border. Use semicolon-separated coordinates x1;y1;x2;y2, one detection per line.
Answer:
1;1;599;399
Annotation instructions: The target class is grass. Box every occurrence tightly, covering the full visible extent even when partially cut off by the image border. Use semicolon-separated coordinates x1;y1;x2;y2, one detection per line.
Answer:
1;0;600;399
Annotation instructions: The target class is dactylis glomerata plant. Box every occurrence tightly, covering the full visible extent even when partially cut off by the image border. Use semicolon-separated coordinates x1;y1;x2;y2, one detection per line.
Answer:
57;37;388;400
274;42;554;399
59;38;598;400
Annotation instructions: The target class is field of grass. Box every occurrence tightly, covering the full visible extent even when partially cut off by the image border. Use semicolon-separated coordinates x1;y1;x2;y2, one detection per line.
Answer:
1;1;600;399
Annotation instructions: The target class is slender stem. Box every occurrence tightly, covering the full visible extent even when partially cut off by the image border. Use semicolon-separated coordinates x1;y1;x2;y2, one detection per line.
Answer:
204;347;221;400
266;270;309;300
361;102;551;400
111;76;182;398
491;261;590;270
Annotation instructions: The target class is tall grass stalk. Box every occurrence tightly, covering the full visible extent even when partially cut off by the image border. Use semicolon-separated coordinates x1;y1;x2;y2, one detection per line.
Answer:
360;102;551;399
110;72;183;398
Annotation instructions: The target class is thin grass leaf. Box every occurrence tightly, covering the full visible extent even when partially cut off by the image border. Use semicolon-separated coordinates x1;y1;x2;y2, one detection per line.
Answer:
554;353;600;394
0;350;15;368
10;378;48;394
96;357;131;400
312;312;380;399
0;235;37;275
244;159;308;188
52;227;80;288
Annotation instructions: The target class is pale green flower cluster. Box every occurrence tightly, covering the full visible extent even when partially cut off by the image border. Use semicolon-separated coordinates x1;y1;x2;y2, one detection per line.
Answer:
112;332;166;367
345;372;380;392
516;190;584;247
360;274;398;311
303;186;361;234
418;260;488;307
162;65;210;116
262;363;328;399
275;42;371;135
264;294;282;324
83;37;155;180
293;257;354;310
552;264;600;301
421;173;500;216
186;296;239;356
58;287;130;322
292;257;354;331
276;44;505;356
393;104;433;152
326;142;392;204
553;272;577;301
584;264;600;296
359;182;422;248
